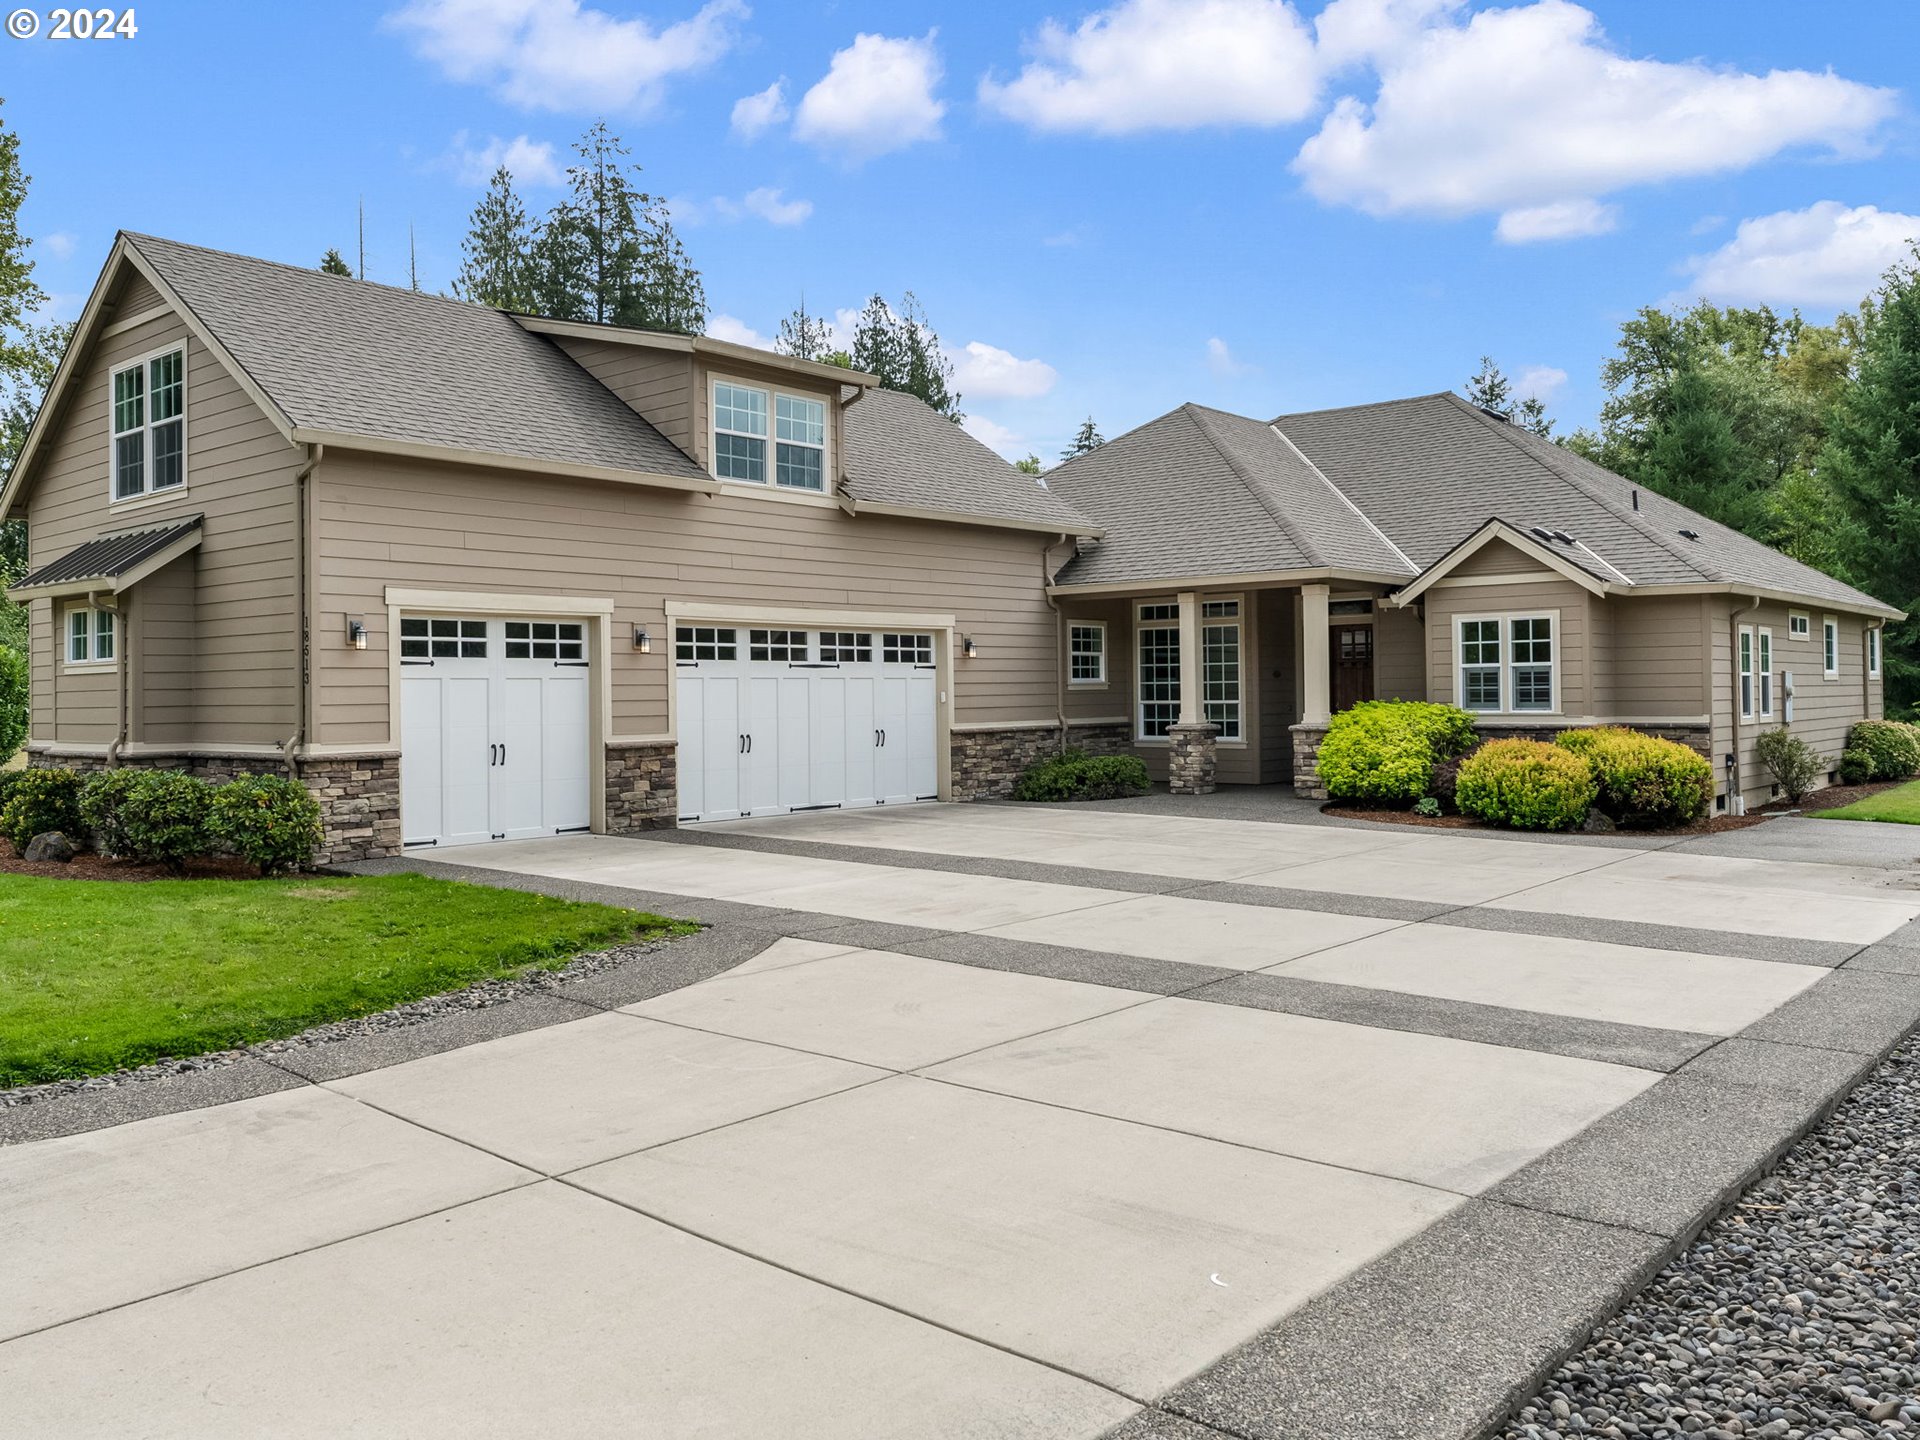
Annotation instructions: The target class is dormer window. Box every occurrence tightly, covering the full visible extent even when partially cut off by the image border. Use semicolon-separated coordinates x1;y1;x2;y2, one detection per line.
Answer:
111;346;186;501
711;378;827;492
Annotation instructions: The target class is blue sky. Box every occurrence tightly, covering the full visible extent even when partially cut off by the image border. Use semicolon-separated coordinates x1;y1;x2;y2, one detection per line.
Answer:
5;0;1917;460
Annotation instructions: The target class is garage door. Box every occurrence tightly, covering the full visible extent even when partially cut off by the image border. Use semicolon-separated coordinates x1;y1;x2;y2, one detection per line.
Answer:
400;616;591;848
676;625;939;822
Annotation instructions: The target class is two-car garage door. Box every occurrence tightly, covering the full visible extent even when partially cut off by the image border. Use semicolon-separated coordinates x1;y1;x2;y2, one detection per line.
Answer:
675;625;939;822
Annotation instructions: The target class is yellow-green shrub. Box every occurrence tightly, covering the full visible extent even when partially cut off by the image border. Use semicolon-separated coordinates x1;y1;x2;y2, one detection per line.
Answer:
1846;720;1920;781
1315;701;1478;805
1554;726;1713;829
1455;739;1595;831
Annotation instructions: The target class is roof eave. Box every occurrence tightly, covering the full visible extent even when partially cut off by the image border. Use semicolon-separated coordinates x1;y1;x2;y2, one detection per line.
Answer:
1049;565;1412;598
1386;519;1617;606
513;315;879;388
849;497;1102;539
286;428;721;495
1624;581;1906;623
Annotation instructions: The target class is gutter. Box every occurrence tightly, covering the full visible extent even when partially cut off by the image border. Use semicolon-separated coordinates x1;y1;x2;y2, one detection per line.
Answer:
1728;594;1761;813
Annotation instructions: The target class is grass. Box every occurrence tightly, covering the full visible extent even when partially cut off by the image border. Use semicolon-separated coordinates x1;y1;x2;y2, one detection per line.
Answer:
1809;777;1920;825
0;872;695;1087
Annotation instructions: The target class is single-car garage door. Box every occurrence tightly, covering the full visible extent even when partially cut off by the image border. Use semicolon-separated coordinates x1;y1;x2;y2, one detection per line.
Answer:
676;625;939;822
401;616;591;848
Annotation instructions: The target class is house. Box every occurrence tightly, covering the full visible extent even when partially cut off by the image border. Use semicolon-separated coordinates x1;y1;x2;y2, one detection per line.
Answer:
3;235;1897;861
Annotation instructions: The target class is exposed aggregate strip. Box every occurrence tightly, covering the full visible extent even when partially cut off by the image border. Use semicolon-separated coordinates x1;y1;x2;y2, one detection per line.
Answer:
1503;1037;1920;1440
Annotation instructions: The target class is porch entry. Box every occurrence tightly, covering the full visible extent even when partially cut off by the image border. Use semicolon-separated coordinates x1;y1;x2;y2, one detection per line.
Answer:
1332;622;1375;711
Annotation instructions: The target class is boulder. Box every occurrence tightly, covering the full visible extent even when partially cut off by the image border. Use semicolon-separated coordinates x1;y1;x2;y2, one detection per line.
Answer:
22;831;77;862
1580;810;1616;834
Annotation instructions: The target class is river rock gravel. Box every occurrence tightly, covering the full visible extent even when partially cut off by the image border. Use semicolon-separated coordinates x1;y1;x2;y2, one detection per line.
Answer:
1503;1035;1920;1440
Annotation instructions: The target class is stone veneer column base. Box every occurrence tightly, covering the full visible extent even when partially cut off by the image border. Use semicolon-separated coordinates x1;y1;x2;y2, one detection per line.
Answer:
1290;723;1331;800
1167;722;1220;795
605;740;678;833
950;722;1132;800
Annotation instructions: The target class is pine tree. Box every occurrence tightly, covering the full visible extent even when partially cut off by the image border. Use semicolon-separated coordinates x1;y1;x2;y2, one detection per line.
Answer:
1060;417;1104;462
1014;454;1043;475
452;167;538;311
319;248;353;277
1465;356;1555;437
1636;363;1767;533
777;299;834;361
847;292;960;418
850;294;907;390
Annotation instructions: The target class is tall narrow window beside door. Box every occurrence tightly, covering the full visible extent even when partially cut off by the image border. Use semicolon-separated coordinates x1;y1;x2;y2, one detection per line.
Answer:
1201;600;1241;738
1136;602;1179;739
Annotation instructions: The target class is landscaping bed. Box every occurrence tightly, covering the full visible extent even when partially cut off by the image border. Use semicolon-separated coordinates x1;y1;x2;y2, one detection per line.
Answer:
0;871;694;1088
0;838;257;881
1321;804;1769;835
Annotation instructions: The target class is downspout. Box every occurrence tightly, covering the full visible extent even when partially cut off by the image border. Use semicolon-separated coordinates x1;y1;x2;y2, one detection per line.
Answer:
284;443;323;777
1728;594;1760;813
1042;535;1071;754
104;588;128;769
1867;617;1885;718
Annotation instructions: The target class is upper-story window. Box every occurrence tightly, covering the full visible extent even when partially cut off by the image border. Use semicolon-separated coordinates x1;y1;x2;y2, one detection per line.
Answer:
712;378;827;492
111;347;186;501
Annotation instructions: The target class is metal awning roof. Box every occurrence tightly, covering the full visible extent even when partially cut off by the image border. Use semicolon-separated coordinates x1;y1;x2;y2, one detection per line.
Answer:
12;515;203;596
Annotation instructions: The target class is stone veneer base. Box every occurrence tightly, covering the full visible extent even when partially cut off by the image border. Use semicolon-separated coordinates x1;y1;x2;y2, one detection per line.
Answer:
949;722;1133;800
1167;722;1221;795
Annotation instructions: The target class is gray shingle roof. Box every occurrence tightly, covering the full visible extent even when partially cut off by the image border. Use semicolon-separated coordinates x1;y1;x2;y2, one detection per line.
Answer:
841;388;1094;533
1047;404;1413;586
125;233;707;481
19;516;201;589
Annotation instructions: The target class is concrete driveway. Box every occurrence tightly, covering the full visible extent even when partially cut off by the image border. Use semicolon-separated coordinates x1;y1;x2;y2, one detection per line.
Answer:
9;801;1920;1439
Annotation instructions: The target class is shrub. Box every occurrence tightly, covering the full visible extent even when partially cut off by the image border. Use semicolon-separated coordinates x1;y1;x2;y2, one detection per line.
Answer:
78;769;145;856
1316;700;1479;806
1845;720;1920;781
1412;796;1442;818
1012;749;1151;802
1;767;84;850
1839;748;1876;786
1754;728;1825;804
208;774;323;874
1553;727;1713;829
1425;745;1480;813
118;771;214;870
0;645;25;765
1455;739;1596;831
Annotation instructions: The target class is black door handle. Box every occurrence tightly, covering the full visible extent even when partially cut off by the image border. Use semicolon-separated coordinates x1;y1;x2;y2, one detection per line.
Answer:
489;743;498;766
500;743;506;765
879;729;886;746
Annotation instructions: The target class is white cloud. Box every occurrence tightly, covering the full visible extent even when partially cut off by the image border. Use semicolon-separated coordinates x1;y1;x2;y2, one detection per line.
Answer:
1513;365;1568;402
385;0;744;113
979;0;1319;135
794;32;945;161
949;341;1058;399
678;187;814;227
731;79;790;140
1294;0;1897;239
1494;198;1617;244
41;231;76;260
962;413;1026;459
706;313;775;349
1207;336;1253;378
1313;0;1457;70
1682;201;1920;309
445;131;562;186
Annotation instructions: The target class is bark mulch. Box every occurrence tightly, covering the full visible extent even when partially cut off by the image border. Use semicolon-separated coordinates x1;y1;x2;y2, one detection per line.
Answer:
1321;806;1769;835
0;841;257;882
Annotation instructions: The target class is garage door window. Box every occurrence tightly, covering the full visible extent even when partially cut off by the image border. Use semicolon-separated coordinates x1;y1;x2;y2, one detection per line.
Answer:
505;621;584;661
750;629;810;662
882;633;933;664
401;617;487;660
676;626;738;661
819;631;872;662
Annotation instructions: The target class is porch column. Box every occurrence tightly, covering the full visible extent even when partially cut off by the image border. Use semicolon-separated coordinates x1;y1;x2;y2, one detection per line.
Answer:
1169;589;1217;795
1176;590;1201;724
1300;583;1331;724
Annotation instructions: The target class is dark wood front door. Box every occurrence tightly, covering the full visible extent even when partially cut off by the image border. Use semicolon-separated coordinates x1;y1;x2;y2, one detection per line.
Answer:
1332;624;1375;712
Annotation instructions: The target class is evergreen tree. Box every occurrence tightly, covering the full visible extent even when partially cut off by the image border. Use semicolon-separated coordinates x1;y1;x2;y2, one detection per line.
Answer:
1636;363;1768;534
1014;454;1043;475
319;248;353;277
850;294;908;389
776;300;834;362
1822;246;1920;709
846;292;960;418
1464;355;1554;437
1060;417;1104;461
452;167;538;311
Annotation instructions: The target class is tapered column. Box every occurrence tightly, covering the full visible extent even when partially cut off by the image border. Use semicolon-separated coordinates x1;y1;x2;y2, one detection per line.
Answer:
1301;583;1331;724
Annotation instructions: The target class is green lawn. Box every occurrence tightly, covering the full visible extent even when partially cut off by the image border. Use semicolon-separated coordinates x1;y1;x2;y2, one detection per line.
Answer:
0;872;694;1087
1809;778;1920;825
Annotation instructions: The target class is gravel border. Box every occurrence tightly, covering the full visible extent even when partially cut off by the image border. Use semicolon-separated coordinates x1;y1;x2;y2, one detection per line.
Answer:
0;932;687;1111
1500;1033;1920;1440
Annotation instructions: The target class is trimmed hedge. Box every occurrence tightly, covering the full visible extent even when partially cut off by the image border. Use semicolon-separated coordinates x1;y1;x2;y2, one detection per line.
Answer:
207;774;323;874
119;771;214;871
1455;739;1595;831
1840;748;1876;786
78;769;145;857
1012;749;1151;802
1554;726;1713;829
1316;701;1478;806
1;768;85;850
1845;720;1920;782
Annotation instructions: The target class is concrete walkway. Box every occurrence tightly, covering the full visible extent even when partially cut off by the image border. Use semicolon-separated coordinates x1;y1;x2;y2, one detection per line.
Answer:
8;802;1920;1439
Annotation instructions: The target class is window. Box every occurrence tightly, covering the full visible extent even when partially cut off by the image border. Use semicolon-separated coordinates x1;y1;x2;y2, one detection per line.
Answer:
1068;622;1106;685
1459;619;1502;711
819;631;872;663
1738;626;1755;721
1756;628;1773;718
65;607;115;665
1202;605;1242;739
749;629;809;662
1788;612;1810;640
881;633;933;665
712;380;829;491
775;395;826;491
1823;616;1839;678
504;621;584;661
400;617;486;659
1509;617;1554;711
111;347;186;500
1136;602;1180;739
676;625;737;661
1869;626;1882;678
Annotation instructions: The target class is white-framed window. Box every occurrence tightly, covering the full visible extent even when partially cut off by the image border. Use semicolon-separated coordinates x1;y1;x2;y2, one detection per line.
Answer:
676;625;738;662
400;617;487;660
1757;627;1773;719
749;629;809;662
504;621;584;661
819;631;872;663
1869;626;1882;678
1136;601;1180;740
1068;622;1106;685
110;346;186;501
1738;625;1755;721
1788;611;1810;640
1823;616;1839;678
1201;599;1242;739
711;378;828;491
1457;613;1555;713
881;633;933;665
65;606;116;665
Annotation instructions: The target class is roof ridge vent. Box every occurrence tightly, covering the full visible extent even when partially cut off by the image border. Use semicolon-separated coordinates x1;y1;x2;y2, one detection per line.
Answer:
1478;406;1511;423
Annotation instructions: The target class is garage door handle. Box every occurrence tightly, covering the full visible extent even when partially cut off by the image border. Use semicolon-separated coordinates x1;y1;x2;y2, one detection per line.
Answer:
500;743;507;765
489;743;498;766
877;729;886;747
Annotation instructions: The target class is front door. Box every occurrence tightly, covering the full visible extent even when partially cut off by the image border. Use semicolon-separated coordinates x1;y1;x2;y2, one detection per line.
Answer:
1331;623;1375;713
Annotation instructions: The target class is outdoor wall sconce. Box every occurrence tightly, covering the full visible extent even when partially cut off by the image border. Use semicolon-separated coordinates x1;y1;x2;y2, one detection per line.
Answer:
346;618;367;650
962;636;977;659
633;625;652;653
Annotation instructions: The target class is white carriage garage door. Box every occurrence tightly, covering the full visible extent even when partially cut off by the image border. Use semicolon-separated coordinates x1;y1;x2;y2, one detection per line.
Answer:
400;616;592;849
675;625;939;822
